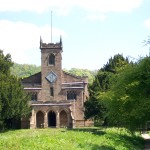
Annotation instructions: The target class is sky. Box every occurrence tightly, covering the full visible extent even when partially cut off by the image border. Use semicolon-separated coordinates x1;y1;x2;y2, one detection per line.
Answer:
0;0;150;70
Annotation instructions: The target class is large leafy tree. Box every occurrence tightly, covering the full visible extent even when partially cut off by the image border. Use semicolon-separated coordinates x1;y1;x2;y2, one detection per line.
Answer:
84;54;130;124
102;56;150;132
0;50;31;130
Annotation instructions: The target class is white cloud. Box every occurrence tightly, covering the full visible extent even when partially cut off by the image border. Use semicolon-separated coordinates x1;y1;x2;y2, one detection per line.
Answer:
0;20;67;65
76;0;143;13
144;19;150;28
0;0;74;15
0;0;143;14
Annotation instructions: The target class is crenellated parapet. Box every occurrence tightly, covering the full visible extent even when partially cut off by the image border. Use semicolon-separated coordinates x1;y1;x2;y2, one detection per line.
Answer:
40;36;62;50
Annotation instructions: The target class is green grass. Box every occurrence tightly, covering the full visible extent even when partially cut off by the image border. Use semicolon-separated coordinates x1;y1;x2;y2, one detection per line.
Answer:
0;127;144;150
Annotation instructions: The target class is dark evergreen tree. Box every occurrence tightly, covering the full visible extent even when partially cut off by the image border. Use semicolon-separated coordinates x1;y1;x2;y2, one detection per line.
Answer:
85;54;130;125
0;50;31;130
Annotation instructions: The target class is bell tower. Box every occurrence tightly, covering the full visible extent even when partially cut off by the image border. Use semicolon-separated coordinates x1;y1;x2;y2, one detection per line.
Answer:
40;36;63;101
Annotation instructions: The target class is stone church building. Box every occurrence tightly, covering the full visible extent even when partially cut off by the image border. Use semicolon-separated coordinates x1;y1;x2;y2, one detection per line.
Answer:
21;37;91;129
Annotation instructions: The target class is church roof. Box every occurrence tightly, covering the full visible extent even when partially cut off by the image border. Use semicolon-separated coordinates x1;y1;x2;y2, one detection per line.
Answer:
22;72;41;86
22;71;88;88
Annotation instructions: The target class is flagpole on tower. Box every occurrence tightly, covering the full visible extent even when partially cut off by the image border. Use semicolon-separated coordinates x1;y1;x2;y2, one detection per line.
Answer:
51;11;53;43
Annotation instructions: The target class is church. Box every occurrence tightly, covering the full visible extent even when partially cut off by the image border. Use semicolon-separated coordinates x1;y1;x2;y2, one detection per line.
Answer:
21;36;92;128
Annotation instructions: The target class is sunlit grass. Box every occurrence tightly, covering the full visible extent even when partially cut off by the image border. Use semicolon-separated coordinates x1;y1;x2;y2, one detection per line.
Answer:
0;127;144;150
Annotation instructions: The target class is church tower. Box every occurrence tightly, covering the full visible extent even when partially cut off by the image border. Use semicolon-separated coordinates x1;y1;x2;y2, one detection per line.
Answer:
21;35;92;129
40;36;63;101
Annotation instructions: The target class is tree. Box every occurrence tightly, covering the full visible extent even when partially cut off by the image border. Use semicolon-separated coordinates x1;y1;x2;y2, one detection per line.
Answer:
84;54;130;125
0;50;13;74
11;63;41;78
63;68;96;84
102;54;130;73
101;56;150;132
0;50;31;130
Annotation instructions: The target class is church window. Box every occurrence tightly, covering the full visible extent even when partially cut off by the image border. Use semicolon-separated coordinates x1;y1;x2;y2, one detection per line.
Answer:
31;92;37;101
49;54;55;65
50;87;54;96
67;91;76;100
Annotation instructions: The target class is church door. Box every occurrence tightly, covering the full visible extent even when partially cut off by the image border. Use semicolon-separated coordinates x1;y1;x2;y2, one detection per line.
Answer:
36;111;44;128
48;111;56;127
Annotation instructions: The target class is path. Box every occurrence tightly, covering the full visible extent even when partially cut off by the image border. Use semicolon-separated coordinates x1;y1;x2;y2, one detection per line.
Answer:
142;133;150;150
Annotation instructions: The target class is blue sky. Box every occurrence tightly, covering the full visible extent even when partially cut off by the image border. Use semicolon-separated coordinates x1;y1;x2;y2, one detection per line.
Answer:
0;0;150;70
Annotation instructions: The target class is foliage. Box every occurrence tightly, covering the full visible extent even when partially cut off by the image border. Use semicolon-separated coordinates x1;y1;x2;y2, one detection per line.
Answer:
85;54;130;123
84;95;106;122
64;68;96;84
102;54;130;73
101;56;150;131
0;50;31;130
143;36;150;47
0;50;13;74
11;63;40;78
0;128;144;150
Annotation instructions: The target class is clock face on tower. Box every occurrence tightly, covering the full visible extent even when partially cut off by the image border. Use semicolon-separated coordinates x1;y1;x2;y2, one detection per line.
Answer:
46;71;57;83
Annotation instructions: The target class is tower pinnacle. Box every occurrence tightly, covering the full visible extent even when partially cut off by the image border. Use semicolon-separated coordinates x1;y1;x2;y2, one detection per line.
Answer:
60;35;62;47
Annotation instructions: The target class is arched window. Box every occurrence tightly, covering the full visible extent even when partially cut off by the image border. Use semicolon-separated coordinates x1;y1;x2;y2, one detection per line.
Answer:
49;54;55;65
67;91;76;100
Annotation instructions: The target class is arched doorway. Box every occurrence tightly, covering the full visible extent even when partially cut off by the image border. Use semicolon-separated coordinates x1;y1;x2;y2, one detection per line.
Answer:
48;111;56;127
36;111;44;128
60;110;68;127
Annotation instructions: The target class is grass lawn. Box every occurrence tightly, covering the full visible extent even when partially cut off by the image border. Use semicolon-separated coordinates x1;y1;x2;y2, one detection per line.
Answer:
0;127;144;150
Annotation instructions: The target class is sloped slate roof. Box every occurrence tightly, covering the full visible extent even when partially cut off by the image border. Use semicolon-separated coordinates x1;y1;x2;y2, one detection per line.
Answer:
22;71;88;86
22;72;41;85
